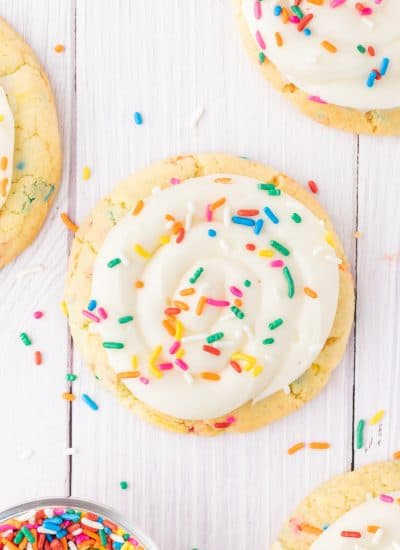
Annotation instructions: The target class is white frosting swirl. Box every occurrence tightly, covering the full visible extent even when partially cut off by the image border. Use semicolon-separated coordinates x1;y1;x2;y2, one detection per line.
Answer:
90;174;339;420
311;492;400;548
0;86;14;209
242;0;399;110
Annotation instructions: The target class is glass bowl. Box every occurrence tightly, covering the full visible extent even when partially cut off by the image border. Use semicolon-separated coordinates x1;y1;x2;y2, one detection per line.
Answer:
0;497;158;550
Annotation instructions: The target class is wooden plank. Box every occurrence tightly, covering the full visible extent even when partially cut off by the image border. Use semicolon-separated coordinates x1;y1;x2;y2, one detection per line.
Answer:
354;136;400;468
72;2;357;548
0;0;74;504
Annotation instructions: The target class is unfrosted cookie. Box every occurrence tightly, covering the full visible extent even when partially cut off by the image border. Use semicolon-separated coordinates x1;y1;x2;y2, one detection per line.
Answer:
0;17;61;268
236;0;400;135
273;461;400;549
65;154;354;435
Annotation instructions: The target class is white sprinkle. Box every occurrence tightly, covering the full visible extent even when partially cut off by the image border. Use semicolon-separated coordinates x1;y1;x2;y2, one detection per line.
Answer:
242;324;253;339
151;185;161;195
64;447;76;456
68;542;78;550
1;531;12;538
283;385;291;395
185;208;193;232
313;245;326;256
19;448;34;460
110;535;125;543
223;205;230;227
165;220;174;229
27;544;33;550
372;528;384;544
183;372;194;385
220;312;235;322
182;333;208;343
37;527;58;535
191;106;205;128
71;529;83;536
219;239;230;252
361;17;373;28
44;508;54;518
81;518;104;530
16;264;44;280
217;340;234;349
325;255;342;264
120;254;129;265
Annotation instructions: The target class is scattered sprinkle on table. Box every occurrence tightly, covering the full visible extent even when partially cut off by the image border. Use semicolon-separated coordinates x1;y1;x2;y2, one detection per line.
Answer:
308;180;319;194
82;166;91;180
82;393;99;410
369;409;385;425
133;111;143;125
120;480;129;490
60;212;78;233
54;44;65;53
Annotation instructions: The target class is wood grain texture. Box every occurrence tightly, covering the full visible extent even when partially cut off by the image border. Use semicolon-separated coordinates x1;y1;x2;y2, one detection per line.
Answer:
0;1;398;549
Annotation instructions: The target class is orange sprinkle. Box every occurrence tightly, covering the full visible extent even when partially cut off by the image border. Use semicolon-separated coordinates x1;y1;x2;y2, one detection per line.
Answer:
307;0;323;4
62;392;75;401
200;372;221;381
321;40;337;53
275;32;283;47
180;287;195;296
214;177;232;184
34;351;42;365
300;523;323;536
162;319;176;337
54;44;65;53
210;197;226;211
60;212;78;233
309;442;331;450
117;371;140;379
132;200;144;216
18;539;28;550
173;300;189;311
304;287;318;299
281;7;289;23
196;296;207;316
172;220;183;233
135;280;144;288
165;213;175;221
393;450;400;460
0;178;8;196
0;156;8;170
287;442;305;455
2;539;20;550
234;299;242;307
367;525;380;534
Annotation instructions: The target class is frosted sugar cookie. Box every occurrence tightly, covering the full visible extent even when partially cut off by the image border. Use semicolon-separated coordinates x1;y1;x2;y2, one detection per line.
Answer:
273;461;400;549
0;17;61;267
65;154;354;435
236;0;400;134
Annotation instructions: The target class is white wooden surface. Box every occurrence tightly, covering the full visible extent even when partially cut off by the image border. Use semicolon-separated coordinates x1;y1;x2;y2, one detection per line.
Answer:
0;1;399;549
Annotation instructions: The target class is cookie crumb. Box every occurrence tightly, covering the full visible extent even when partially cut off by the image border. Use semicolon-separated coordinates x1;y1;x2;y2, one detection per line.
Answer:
54;44;65;53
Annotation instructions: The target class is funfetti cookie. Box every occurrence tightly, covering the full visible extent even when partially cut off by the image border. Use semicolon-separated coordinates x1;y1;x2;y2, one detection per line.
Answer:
236;0;400;135
273;461;400;549
65;154;354;435
0;17;61;268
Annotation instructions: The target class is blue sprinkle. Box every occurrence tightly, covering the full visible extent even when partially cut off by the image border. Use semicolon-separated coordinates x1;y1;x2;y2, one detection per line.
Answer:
133;111;143;125
44;518;63;526
87;299;97;311
61;513;80;522
303;28;311;36
380;57;390;76
16;161;25;170
46;535;53;543
367;71;376;88
104;528;111;535
231;216;256;227
113;543;123;550
82;393;99;410
273;5;282;16
208;228;217;237
263;206;279;224
56;530;68;540
322;523;330;531
254;219;264;235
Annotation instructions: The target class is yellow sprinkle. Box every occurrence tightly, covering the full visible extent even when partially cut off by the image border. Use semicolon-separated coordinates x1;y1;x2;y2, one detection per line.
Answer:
369;409;385;426
0;115;4;122
0;156;8;170
252;365;264;377
354;231;363;239
120;543;131;550
325;232;335;247
149;363;163;379
175;319;184;340
321;40;337;53
116;528;124;537
149;345;162;364
275;31;283;47
82;166;91;180
159;234;170;245
175;348;185;359
60;300;69;317
231;352;257;367
258;249;275;258
131;355;138;370
134;243;151;258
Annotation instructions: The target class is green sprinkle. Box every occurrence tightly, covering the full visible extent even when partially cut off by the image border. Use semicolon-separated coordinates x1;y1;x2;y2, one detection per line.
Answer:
103;341;124;349
189;267;204;284
206;332;224;344
356;419;365;450
270;240;290;256
231;306;245;319
244;279;251;288
291;213;302;223
258;182;276;191
13;531;24;545
262;338;274;345
291;5;303;18
66;374;78;382
21;527;35;544
258;52;265;64
107;257;121;268
19;332;31;346
118;315;134;324
267;188;281;196
357;44;366;54
123;534;130;541
283;266;295;298
269;318;283;330
99;531;107;546
120;480;128;490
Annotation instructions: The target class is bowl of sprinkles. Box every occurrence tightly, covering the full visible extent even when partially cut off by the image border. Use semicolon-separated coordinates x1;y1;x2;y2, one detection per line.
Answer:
237;0;400;135
0;498;158;550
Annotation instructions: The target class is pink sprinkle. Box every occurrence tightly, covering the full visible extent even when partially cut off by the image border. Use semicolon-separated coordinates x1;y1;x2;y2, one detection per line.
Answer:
82;310;100;322
76;535;89;545
330;0;346;7
270;260;284;268
289;15;300;23
229;286;243;298
169;340;181;354
159;362;174;370
255;30;266;50
97;307;108;319
226;416;236;424
289;518;302;534
254;0;262;19
0;525;16;532
380;494;394;503
360;7;372;14
170;177;180;185
175;358;189;371
206;204;212;222
140;376;149;385
33;310;44;319
129;539;139;547
206;298;230;307
53;508;65;515
309;95;328;104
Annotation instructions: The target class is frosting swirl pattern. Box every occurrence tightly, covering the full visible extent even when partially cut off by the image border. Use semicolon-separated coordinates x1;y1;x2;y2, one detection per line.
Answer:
242;0;399;110
0;86;14;209
90;174;339;420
